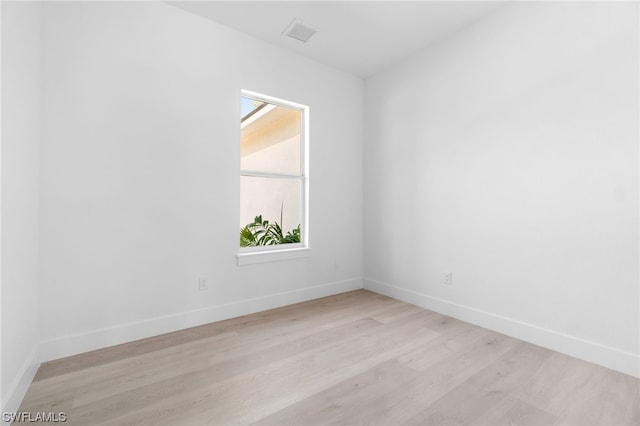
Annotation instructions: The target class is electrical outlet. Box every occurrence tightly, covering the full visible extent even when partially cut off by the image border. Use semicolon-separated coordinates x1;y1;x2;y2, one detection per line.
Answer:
198;277;209;291
444;272;453;286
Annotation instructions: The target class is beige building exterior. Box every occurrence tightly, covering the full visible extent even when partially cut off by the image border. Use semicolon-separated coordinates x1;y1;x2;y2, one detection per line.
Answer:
240;102;302;236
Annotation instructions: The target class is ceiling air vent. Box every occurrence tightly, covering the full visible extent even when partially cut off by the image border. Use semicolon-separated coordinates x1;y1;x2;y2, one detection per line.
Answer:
282;19;316;43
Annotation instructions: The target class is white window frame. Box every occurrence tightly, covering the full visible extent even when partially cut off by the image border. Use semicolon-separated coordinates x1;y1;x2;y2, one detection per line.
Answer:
236;90;310;266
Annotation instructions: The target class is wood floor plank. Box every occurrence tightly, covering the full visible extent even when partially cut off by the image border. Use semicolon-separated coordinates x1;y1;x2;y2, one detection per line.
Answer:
368;302;426;324
396;319;491;371
18;289;640;426
476;396;558;426
526;353;639;425
403;341;553;425
34;290;387;381
64;318;385;425
338;331;519;425
32;291;398;405
27;330;240;404
252;359;419;426
516;351;640;426
106;312;440;426
255;330;517;426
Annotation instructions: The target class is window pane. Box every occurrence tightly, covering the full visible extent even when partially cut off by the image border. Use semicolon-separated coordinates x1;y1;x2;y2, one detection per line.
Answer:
240;176;302;245
241;99;301;176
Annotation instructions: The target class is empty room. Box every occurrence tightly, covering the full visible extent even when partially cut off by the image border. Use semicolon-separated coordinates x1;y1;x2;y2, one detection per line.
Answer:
1;1;639;425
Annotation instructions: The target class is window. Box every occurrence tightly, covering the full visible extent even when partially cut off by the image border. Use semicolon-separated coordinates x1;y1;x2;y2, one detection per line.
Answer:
237;90;309;265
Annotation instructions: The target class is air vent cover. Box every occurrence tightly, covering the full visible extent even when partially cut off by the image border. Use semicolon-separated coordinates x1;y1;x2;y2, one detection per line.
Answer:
282;19;316;43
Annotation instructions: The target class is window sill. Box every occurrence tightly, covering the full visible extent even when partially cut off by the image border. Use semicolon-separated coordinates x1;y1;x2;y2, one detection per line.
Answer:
236;247;311;266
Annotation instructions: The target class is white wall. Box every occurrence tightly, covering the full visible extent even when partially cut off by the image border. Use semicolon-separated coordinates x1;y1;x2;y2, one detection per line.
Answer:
364;2;639;377
38;2;363;360
1;1;42;412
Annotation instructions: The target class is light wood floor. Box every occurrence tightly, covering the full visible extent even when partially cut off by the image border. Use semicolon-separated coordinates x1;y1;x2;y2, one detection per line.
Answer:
20;290;639;425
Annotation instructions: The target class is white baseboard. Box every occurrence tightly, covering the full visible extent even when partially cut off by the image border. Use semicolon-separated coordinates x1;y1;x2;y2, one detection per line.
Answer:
364;278;640;378
1;347;40;424
39;278;363;363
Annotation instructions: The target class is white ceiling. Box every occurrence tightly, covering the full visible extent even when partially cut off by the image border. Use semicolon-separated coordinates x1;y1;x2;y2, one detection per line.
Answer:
169;1;504;79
